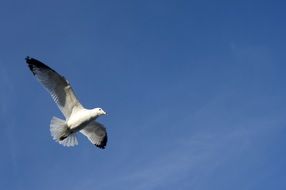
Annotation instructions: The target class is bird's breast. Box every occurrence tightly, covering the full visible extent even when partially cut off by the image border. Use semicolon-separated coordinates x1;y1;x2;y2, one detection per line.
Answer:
67;111;95;132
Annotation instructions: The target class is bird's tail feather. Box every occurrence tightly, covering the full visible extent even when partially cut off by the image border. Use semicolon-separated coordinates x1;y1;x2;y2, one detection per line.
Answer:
50;116;78;147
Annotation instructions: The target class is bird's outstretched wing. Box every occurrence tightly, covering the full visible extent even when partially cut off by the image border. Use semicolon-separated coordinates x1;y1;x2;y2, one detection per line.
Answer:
80;121;108;149
26;57;83;119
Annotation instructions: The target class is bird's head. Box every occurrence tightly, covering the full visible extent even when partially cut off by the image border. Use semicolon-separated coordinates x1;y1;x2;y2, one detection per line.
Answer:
93;108;107;117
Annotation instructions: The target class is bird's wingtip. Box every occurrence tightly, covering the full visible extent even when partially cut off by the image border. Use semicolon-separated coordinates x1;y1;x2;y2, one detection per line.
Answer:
95;135;108;149
95;144;106;149
25;56;37;75
25;56;31;62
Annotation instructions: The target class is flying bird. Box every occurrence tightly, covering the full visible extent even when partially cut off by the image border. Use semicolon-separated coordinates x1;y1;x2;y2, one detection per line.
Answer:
25;57;108;148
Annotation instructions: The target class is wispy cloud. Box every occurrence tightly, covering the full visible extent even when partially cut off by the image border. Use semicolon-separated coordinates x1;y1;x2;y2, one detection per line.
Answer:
68;90;285;190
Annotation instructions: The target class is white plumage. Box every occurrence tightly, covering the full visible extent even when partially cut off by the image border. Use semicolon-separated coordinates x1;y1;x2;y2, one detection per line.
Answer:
26;57;108;149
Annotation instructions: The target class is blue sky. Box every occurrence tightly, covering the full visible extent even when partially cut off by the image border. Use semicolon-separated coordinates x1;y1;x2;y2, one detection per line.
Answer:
1;0;286;189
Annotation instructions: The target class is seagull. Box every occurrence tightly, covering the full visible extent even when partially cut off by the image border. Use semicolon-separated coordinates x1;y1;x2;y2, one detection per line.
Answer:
25;57;108;148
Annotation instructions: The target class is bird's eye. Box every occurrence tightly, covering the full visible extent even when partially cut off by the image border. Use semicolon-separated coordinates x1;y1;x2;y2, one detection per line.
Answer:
99;108;102;111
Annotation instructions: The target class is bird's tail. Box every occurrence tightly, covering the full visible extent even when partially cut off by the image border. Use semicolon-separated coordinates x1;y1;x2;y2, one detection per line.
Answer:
50;116;78;147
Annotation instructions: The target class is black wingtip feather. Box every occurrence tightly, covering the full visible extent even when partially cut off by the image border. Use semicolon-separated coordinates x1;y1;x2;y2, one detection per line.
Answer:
95;135;108;149
25;56;56;75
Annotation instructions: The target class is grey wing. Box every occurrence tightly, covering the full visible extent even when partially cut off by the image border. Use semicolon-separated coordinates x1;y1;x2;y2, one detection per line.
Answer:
80;121;108;149
26;57;83;119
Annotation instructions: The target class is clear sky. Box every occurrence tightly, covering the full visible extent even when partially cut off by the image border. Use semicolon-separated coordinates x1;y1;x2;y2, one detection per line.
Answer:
1;0;286;189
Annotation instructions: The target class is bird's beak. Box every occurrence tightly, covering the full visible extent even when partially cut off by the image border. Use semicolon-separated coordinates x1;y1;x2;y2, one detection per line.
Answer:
104;111;107;115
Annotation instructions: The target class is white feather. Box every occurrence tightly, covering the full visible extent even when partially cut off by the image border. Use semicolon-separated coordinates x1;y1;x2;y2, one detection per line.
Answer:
50;116;78;147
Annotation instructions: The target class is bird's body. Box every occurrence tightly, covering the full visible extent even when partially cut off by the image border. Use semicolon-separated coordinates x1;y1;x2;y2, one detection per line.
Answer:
67;108;99;131
26;57;108;148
